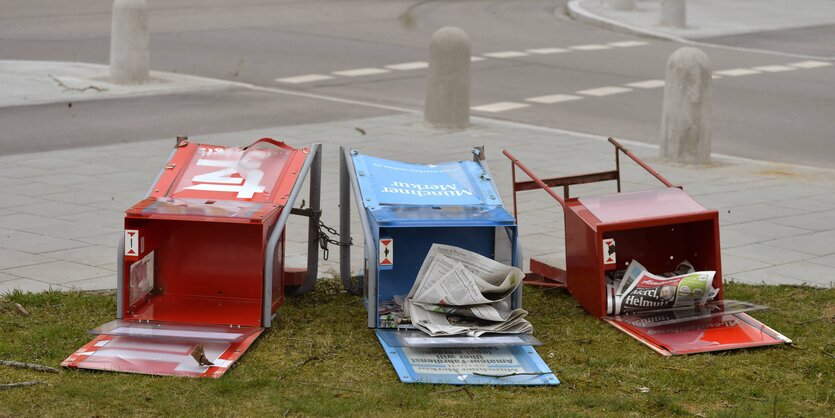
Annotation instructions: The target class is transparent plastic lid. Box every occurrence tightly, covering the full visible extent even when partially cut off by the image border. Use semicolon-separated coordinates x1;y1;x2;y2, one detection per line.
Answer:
169;144;291;202
611;300;768;328
376;329;541;348
138;198;267;218
579;188;706;224
90;320;262;343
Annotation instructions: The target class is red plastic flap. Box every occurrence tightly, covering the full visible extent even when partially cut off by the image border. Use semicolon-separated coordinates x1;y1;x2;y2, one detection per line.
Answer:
606;313;791;356
62;326;263;378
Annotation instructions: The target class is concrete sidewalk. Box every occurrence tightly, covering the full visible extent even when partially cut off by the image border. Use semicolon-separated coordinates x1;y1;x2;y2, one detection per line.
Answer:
0;61;236;109
568;0;835;45
1;111;835;293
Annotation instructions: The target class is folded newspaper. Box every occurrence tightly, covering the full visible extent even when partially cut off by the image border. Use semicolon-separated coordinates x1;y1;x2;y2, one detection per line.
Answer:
606;259;719;315
403;244;532;337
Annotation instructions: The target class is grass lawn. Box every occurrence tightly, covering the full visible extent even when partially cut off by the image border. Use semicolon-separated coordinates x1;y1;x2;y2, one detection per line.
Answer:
0;280;832;417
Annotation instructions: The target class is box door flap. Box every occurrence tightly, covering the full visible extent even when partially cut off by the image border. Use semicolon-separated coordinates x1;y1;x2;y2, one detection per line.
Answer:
375;330;558;385
606;313;791;356
62;321;263;378
376;329;541;348
89;320;261;342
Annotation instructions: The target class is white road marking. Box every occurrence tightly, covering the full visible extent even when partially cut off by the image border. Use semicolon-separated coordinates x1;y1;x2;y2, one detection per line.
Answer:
471;102;530;112
385;61;429;71
275;74;334;84
333;67;390;77
471;56;486;62
753;65;797;73
570;44;611;51
577;86;632;96
525;94;583;104
526;47;569;55
789;60;832;69
714;68;761;77
482;51;529;58
609;41;649;48
712;74;722;79
626;79;665;89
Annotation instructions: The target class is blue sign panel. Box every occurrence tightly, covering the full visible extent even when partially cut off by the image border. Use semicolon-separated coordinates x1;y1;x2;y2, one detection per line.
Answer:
359;155;485;206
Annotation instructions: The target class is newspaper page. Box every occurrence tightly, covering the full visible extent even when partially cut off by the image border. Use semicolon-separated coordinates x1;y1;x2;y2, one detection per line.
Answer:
404;244;531;337
607;259;719;315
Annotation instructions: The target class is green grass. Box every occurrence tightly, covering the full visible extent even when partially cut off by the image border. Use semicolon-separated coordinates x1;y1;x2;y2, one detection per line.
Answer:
0;281;832;417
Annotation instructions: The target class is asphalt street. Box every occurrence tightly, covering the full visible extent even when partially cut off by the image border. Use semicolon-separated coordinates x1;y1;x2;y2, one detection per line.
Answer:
1;0;833;167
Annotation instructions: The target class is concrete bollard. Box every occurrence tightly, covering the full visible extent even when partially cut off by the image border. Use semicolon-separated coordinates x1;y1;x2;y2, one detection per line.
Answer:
660;47;712;164
609;0;636;11
424;27;470;130
110;0;149;84
660;0;686;28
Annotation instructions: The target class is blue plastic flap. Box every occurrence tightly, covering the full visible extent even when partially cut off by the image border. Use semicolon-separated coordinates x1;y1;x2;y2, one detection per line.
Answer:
375;330;559;386
352;154;501;209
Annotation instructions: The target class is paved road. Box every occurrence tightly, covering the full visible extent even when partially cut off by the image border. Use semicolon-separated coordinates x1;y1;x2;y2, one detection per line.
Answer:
0;87;394;154
1;0;833;167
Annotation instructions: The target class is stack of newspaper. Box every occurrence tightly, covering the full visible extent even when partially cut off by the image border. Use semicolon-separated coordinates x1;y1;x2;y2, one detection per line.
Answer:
606;259;719;315
403;244;532;337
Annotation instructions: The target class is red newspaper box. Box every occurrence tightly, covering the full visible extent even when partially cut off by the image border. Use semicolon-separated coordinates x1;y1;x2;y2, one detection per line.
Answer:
503;138;791;356
62;137;322;377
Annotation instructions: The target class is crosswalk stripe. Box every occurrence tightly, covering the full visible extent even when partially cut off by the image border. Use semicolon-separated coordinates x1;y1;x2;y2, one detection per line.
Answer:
789;61;832;69
626;80;665;89
608;41;649;48
385;62;429;71
275;74;334;84
471;102;530;112
715;68;761;77
483;51;529;58
752;65;796;73
525;94;583;104
333;68;390;77
577;86;632;96
571;44;611;51
526;48;569;55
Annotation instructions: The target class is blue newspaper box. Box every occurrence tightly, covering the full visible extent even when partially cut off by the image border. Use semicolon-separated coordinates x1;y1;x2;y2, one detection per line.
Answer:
338;146;558;386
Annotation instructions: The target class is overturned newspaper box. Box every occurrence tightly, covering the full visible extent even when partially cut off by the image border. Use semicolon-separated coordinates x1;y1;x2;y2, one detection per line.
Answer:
62;137;323;377
504;138;791;356
339;146;558;385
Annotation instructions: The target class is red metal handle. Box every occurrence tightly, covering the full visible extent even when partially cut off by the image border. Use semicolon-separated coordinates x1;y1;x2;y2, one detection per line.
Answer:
607;137;674;188
244;137;294;151
503;149;567;209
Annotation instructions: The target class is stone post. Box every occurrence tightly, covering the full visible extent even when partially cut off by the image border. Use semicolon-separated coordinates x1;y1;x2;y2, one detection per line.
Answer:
110;0;149;84
660;47;712;164
425;27;470;130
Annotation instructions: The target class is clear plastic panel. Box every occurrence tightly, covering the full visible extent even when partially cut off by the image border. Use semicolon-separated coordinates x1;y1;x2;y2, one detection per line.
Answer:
369;206;515;224
579;188;706;223
359;155;486;206
169;144;290;201
611;300;768;328
140;197;266;218
90;320;262;343
78;336;232;378
376;329;541;348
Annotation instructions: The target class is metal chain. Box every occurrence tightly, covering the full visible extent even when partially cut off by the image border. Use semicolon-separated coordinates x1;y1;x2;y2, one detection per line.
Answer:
291;203;352;261
315;218;352;261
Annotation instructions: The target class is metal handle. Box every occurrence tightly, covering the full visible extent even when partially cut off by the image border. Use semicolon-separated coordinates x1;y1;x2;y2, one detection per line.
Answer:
243;137;294;151
607;137;674;188
503;149;567;212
